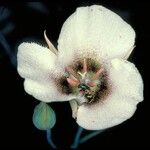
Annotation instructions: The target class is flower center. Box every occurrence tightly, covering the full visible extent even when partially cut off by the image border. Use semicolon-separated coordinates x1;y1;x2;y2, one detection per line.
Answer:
65;58;104;104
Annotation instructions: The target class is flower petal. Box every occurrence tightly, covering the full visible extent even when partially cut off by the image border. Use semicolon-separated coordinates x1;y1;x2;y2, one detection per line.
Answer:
69;100;78;118
58;5;135;65
24;79;74;102
75;59;143;130
17;42;72;102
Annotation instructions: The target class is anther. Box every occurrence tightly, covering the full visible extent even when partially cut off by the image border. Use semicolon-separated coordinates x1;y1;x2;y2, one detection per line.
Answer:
67;78;79;87
65;67;79;80
83;58;87;73
92;68;104;81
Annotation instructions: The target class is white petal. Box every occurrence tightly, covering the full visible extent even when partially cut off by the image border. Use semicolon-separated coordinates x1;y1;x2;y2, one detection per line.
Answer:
69;100;78;118
24;79;75;102
17;42;58;81
58;5;135;65
17;42;71;102
76;59;143;130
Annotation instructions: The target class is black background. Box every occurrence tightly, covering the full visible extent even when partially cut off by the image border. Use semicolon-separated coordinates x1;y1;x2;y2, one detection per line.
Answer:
0;0;148;149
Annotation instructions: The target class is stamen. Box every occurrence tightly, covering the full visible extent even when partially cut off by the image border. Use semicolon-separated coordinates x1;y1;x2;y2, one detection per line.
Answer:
70;74;79;81
67;78;79;87
92;68;104;81
44;30;58;55
87;81;96;87
65;67;79;80
83;58;87;73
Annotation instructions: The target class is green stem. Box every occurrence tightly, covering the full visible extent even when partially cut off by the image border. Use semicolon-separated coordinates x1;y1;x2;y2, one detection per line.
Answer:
0;32;16;67
46;129;57;149
71;126;84;149
80;130;104;144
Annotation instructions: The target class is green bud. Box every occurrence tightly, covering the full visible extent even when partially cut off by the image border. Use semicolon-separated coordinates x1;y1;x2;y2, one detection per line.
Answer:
32;102;56;130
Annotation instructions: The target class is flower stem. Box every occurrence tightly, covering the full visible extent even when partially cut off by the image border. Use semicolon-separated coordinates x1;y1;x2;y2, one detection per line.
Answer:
0;32;16;67
71;126;84;149
46;129;57;149
80;130;104;144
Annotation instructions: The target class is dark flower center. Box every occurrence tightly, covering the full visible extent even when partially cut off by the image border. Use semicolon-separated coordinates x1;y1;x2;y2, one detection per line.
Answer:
56;58;110;105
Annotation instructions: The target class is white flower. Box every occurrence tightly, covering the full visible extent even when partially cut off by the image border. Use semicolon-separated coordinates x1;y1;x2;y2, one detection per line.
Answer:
17;5;143;130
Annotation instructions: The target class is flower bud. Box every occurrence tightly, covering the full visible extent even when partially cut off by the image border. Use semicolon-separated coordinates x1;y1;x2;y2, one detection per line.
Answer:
32;102;56;130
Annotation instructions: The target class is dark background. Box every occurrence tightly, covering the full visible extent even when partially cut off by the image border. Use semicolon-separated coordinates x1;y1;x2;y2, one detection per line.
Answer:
0;0;148;149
